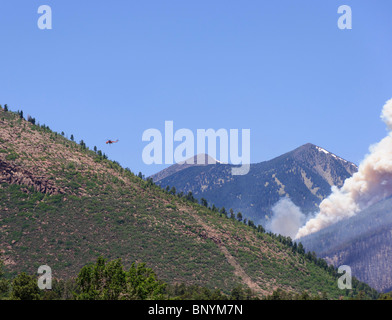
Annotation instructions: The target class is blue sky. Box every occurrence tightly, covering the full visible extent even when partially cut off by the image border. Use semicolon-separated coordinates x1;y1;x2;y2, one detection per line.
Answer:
1;0;392;176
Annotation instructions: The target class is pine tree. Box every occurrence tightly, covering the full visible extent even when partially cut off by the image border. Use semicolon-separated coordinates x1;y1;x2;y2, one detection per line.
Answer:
230;285;245;300
220;207;227;217
79;140;86;150
170;187;176;195
75;257;165;300
27;115;36;125
0;257;9;295
297;242;305;255
10;273;40;300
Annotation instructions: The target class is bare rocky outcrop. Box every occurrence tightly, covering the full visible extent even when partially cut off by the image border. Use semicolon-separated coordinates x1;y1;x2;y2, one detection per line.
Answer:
0;159;64;195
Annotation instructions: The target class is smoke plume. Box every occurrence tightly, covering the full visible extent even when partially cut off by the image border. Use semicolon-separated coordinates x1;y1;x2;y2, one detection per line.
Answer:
296;98;392;239
267;198;307;239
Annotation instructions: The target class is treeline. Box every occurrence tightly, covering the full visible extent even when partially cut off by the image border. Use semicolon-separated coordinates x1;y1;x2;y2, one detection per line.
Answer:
265;232;379;299
263;288;377;300
0;104;110;162
143;177;265;233
0;256;383;300
268;233;335;272
0;256;258;300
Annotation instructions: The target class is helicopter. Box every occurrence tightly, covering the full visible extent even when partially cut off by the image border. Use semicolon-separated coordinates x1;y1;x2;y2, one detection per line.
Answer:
106;139;119;145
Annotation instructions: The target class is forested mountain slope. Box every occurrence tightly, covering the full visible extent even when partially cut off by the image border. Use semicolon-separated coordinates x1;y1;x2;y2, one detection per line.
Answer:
152;143;357;224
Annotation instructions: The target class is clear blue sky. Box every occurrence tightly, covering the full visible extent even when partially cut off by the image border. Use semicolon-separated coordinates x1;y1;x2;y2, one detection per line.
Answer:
1;0;392;176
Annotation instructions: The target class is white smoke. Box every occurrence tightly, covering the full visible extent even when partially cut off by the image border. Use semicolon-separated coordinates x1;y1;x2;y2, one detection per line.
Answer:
296;98;392;239
267;198;307;239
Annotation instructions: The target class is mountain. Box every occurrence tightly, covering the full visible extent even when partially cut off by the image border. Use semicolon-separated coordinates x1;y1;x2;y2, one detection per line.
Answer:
0;107;376;299
149;154;220;182
151;143;358;224
300;196;392;293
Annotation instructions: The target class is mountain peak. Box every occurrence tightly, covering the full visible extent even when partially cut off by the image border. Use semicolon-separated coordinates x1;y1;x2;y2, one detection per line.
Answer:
291;143;357;168
150;153;221;182
295;143;328;153
178;153;221;165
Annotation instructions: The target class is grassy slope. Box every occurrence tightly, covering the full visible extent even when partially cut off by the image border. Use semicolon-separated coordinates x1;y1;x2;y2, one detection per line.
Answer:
0;108;376;298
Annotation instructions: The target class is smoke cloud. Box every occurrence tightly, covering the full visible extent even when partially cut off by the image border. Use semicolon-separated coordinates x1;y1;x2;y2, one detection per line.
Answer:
296;98;392;239
267;198;307;239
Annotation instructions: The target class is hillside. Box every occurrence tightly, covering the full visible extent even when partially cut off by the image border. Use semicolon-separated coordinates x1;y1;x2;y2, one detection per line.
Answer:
0;106;376;299
300;196;392;293
151;143;358;224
